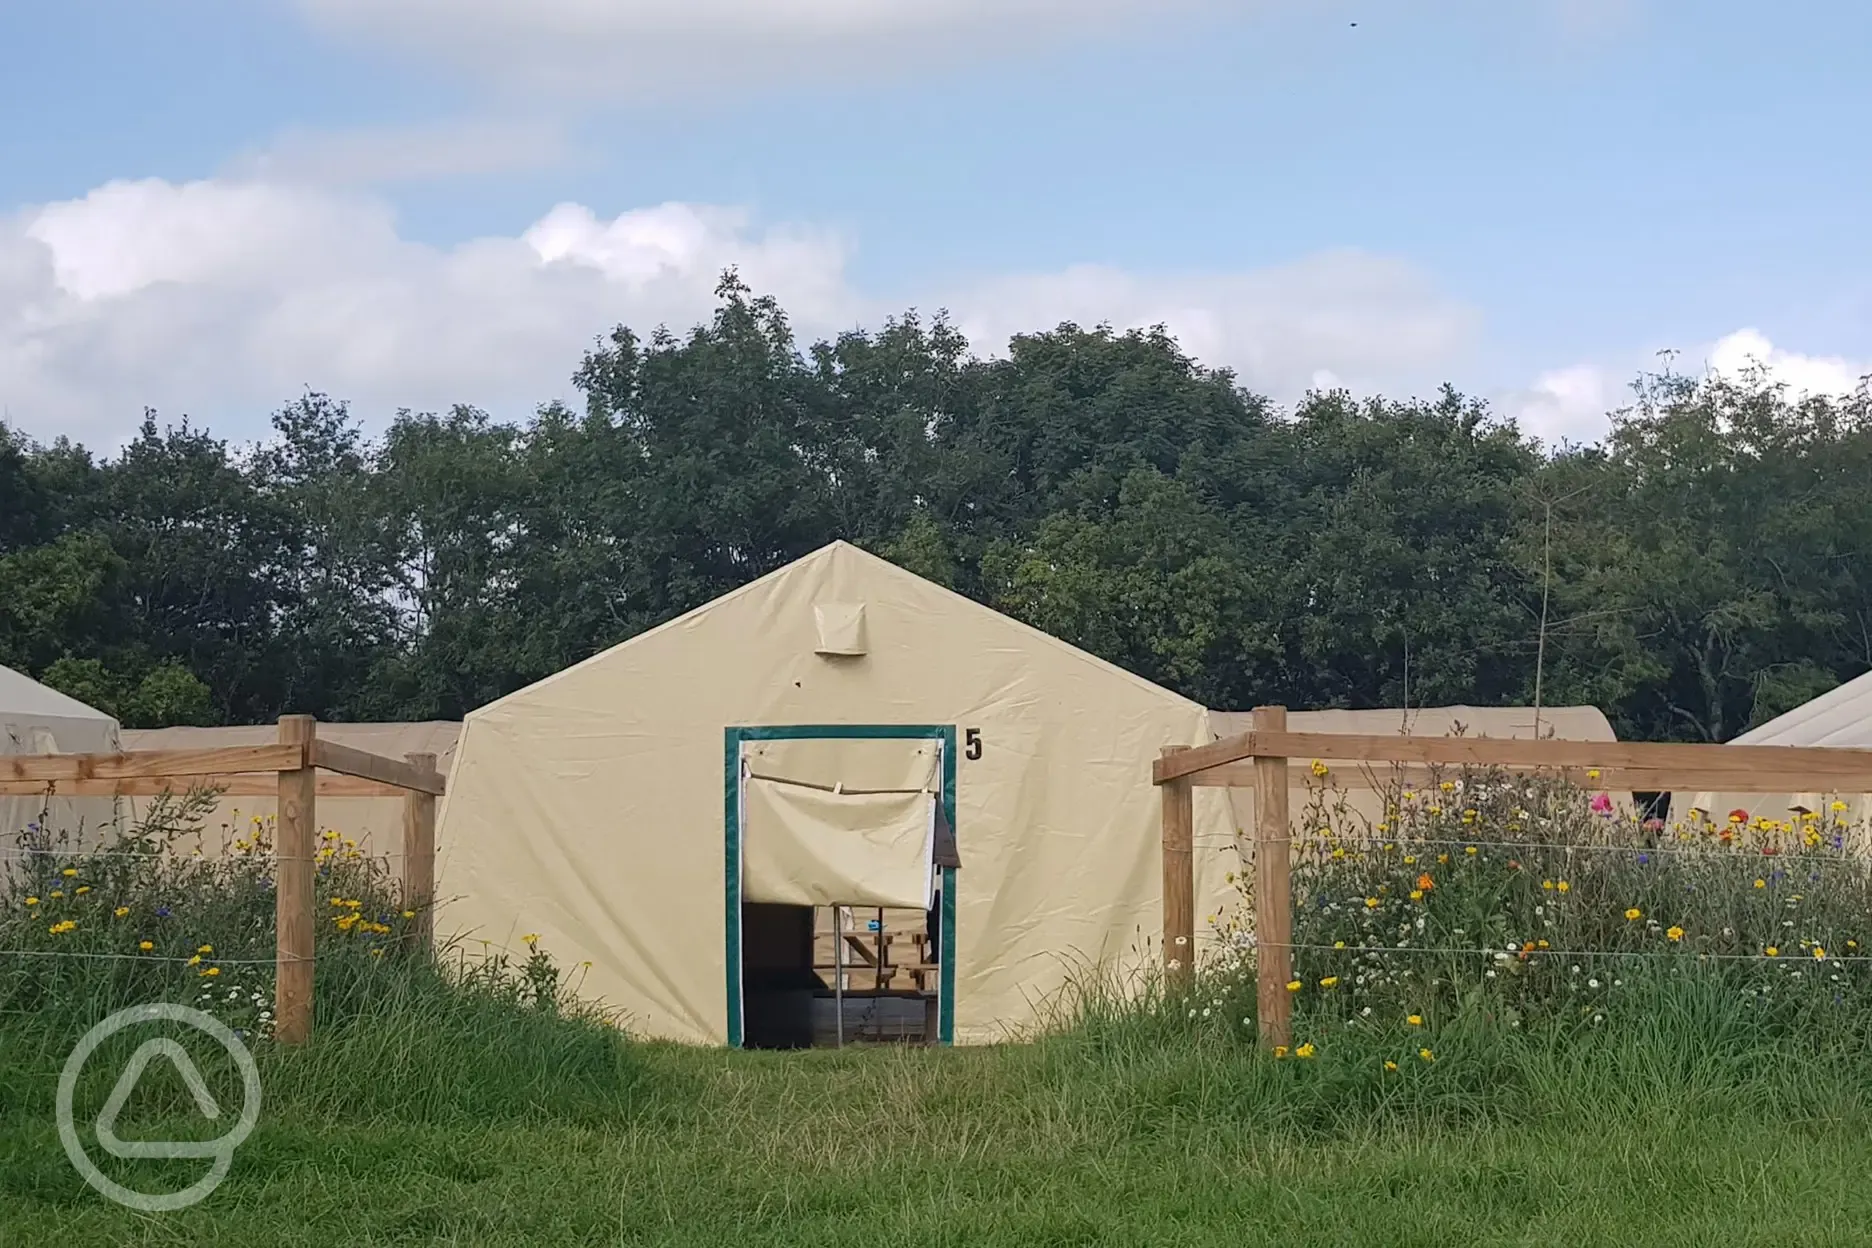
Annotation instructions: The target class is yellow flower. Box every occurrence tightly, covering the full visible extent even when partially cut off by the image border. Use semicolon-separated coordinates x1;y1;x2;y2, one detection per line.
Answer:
1587;769;1601;781
1403;855;1417;865
1295;1042;1317;1058
1666;926;1684;942
1331;847;1346;860
1383;1060;1398;1072
187;954;201;966
1286;980;1303;992
75;886;91;895
1407;1013;1423;1026
1419;1048;1435;1062
322;830;339;841
1464;845;1477;855
1765;946;1780;958
200;967;220;977
49;890;63;899
48;920;77;935
61;868;77;878
1557;881;1570;893
345;899;362;909
1754;879;1766;889
138;940;153;951
1832;801;1849;812
1333;940;1346;949
1439;781;1455;793
113;906;129;917
24;896;38;906
402;910;416;919
197;944;213;954
1437;853;1450;864
1542;880;1554;891
1272;1045;1290;1058
370;948;386;958
523;932;541;946
1813;946;1827;960
1319;976;1339;989
1409;890;1424;901
1462;810;1477;823
1364;897;1380;910
1310;760;1329;777
1625;908;1642;921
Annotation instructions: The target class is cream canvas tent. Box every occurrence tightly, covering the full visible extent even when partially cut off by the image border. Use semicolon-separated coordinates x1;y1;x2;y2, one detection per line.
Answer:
1;664;122;843
1208;705;1623;857
121;722;460;855
1690;671;1872;845
437;541;1237;1047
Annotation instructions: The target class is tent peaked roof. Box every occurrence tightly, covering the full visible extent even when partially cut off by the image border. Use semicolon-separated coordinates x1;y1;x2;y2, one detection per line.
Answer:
1730;669;1872;748
0;664;118;728
469;539;1206;720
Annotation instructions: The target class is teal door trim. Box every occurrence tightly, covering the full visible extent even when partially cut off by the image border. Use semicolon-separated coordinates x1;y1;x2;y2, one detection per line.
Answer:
724;724;957;1047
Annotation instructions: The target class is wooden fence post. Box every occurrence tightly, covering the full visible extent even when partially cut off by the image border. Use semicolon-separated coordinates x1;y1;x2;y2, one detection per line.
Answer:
1253;705;1292;1050
1160;745;1195;990
275;715;317;1046
401;752;437;950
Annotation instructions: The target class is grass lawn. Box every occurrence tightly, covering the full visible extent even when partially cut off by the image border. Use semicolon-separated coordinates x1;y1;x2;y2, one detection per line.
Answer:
7;992;1872;1247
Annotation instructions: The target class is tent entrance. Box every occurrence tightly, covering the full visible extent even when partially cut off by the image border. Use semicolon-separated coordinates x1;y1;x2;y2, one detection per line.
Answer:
725;726;958;1048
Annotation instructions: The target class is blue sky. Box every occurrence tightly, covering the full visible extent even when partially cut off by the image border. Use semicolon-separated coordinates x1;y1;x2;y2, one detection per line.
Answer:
2;0;1867;449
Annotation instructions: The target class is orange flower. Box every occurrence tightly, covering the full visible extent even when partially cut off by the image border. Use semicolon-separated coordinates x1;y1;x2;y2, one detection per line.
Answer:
1416;873;1435;891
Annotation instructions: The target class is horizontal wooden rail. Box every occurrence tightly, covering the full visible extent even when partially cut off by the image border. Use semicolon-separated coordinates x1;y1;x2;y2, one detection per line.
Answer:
0;774;415;798
1154;730;1872;788
310;739;445;796
0;744;307;784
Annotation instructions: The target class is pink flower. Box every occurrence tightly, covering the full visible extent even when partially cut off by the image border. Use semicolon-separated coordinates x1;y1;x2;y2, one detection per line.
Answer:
1590;793;1614;816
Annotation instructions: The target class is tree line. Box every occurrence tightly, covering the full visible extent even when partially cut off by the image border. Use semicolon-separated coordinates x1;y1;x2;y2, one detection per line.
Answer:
3;273;1869;744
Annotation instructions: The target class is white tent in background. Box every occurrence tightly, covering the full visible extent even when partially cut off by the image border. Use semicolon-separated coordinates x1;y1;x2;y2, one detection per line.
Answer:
1691;671;1872;844
0;664;122;845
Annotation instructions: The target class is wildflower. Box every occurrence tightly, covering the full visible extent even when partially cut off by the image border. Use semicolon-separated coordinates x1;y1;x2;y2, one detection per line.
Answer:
1310;760;1329;777
1439;781;1454;793
1384;1060;1399;1071
1833;801;1849;812
1557;881;1570;893
48;920;77;935
1590;793;1613;816
200;967;221;977
1286;980;1303;993
1766;946;1780;958
370;948;385;958
49;891;63;899
1625;908;1642;921
401;909;416;919
1364;897;1380;910
1416;873;1434;891
1319;976;1339;989
1666;926;1684;942
187;955;201;966
60;868;76;878
138;940;153;951
113;906;129;917
1295;1042;1317;1058
1407;1014;1423;1026
1814;947;1827;960
198;944;213;954
75;886;91;895
1272;1045;1290;1058
1542;880;1554;891
1728;809;1749;824
1464;845;1478;856
1403;855;1417;865
24;897;38;906
156;906;171;918
1587;769;1601;781
331;897;345;906
1409;890;1424;902
1437;853;1450;864
523;932;541;946
1419;1048;1435;1062
1754;879;1766;889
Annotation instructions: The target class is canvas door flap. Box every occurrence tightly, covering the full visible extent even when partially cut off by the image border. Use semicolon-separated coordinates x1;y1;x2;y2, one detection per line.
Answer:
743;778;935;909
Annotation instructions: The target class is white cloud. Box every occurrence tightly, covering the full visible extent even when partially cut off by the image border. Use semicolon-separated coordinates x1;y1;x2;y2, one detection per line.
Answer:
1705;328;1869;399
225;118;577;185
1505;329;1869;448
0;176;1478;448
295;0;1223;96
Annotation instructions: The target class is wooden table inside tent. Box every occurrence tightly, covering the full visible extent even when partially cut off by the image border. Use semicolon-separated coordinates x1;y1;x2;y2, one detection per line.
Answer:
812;906;939;1042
